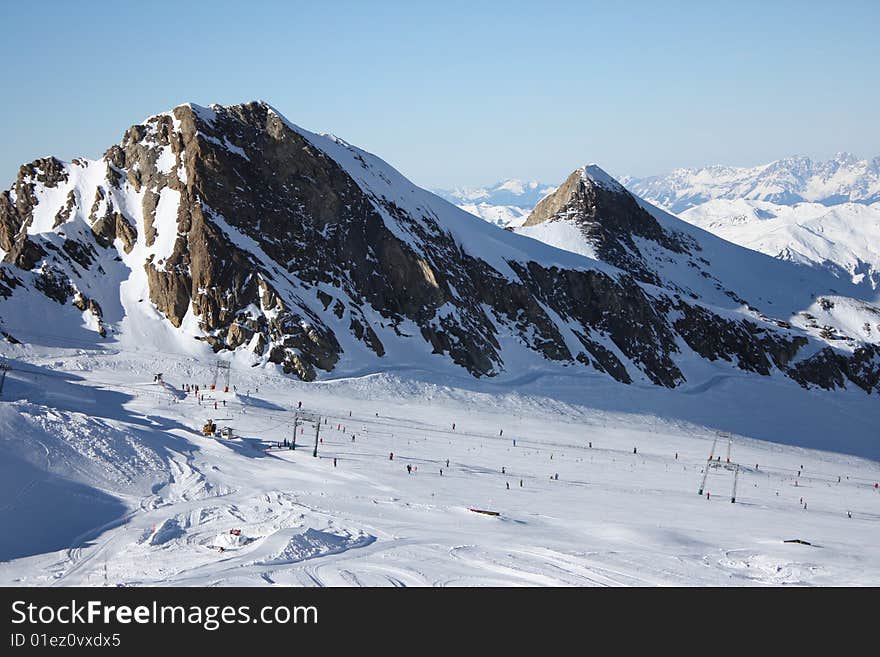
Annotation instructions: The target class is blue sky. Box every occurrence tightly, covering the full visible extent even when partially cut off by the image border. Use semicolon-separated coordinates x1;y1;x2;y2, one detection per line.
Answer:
1;0;878;188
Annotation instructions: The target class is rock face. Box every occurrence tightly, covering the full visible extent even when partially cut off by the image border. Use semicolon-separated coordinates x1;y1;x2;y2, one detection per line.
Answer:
1;101;879;395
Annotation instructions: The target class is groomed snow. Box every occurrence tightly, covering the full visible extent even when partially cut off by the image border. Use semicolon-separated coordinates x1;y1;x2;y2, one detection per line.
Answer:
0;343;878;587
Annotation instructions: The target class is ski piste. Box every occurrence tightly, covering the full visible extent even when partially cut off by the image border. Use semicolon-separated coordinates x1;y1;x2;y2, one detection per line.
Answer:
1;343;879;587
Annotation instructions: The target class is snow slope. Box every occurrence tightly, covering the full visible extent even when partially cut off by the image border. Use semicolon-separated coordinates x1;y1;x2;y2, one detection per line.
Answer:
679;200;880;295
1;343;878;587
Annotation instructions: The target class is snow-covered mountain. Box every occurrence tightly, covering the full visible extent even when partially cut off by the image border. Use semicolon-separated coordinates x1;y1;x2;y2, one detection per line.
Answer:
2;102;880;395
434;179;556;228
3;104;880;587
622;153;880;214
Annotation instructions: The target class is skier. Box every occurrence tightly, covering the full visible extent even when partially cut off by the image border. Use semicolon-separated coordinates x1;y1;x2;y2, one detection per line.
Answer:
554;473;559;481
633;447;637;455
351;434;355;442
406;464;412;475
513;439;516;447
675;452;678;460
519;479;523;487
499;429;503;437
847;511;852;518
440;468;443;476
502;466;506;474
390;452;394;460
506;482;510;490
333;458;337;468
452;422;456;431
589;441;592;448
446;459;450;468
298;401;302;409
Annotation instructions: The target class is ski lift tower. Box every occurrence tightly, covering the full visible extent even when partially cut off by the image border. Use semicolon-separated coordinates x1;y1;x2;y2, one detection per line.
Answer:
0;358;9;397
292;411;320;454
213;360;231;392
698;430;741;503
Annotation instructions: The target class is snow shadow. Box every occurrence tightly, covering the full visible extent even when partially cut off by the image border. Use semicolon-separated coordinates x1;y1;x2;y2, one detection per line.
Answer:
235;394;286;411
214;436;274;459
0;449;127;561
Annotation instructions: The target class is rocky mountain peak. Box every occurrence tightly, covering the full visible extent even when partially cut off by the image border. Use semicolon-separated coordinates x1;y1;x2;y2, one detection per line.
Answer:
523;165;692;285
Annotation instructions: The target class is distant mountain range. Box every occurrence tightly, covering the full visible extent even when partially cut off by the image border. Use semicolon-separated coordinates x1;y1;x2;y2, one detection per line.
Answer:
621;153;880;214
433;180;556;227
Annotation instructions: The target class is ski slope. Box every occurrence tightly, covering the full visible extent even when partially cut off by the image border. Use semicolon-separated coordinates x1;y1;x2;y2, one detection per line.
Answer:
1;341;878;587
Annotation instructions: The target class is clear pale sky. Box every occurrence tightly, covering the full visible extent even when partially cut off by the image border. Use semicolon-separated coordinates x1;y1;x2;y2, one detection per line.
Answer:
1;0;878;189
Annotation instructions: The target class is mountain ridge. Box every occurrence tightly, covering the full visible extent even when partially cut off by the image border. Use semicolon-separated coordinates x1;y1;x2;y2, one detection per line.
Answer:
2;102;879;396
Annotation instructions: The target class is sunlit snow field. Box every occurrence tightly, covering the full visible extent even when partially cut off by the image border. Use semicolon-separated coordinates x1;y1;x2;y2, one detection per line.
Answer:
1;342;878;587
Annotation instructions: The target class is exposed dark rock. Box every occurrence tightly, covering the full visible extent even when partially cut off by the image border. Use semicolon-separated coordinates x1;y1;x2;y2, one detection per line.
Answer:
35;265;74;304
